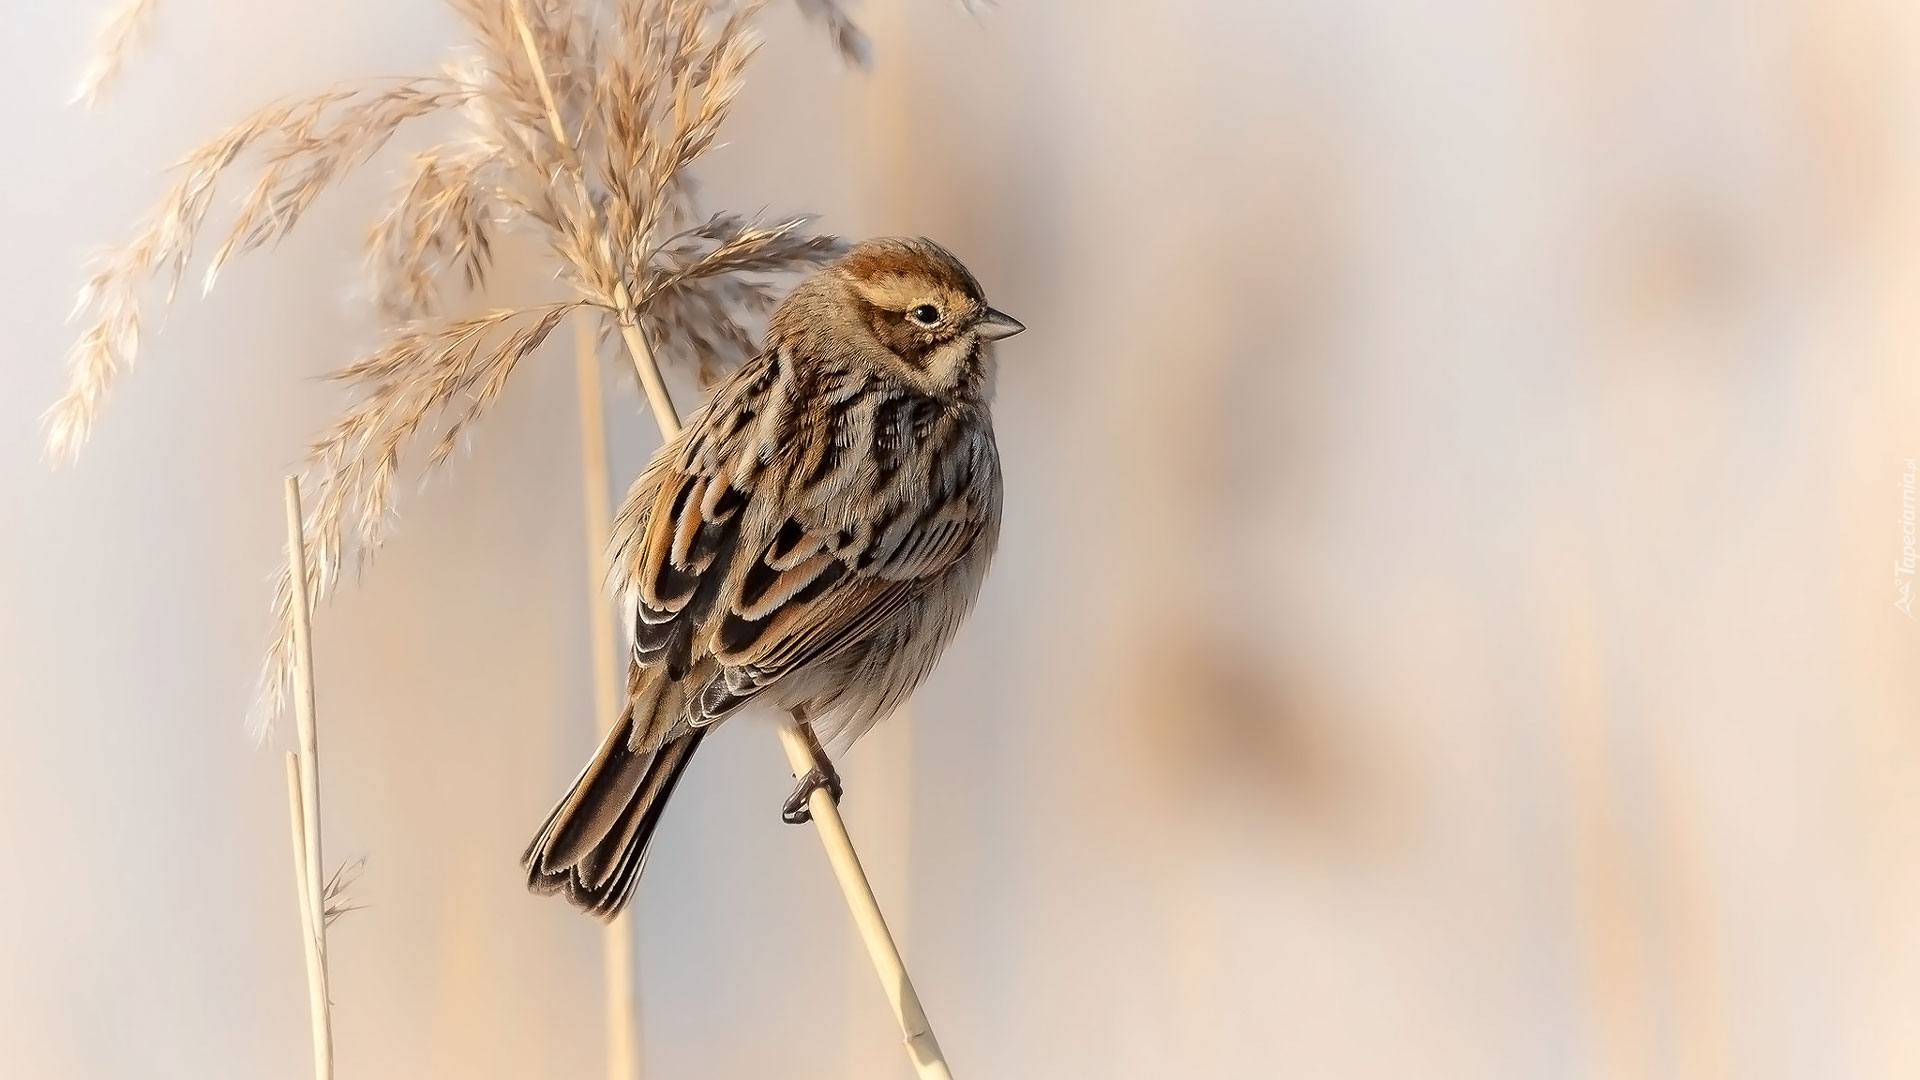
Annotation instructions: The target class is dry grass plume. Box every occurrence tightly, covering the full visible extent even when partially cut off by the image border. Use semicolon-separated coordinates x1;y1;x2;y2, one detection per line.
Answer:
71;0;161;107
51;0;903;734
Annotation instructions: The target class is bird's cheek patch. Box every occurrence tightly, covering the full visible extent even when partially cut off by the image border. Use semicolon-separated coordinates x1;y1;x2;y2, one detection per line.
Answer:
921;338;976;387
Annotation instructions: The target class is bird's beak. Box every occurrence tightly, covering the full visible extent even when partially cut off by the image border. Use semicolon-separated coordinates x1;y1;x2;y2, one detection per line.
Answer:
977;307;1026;341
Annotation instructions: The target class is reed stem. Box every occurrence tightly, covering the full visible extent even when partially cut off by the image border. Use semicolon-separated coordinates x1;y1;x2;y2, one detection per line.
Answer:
283;477;334;1080
775;725;953;1080
575;315;645;1080
509;8;952;1075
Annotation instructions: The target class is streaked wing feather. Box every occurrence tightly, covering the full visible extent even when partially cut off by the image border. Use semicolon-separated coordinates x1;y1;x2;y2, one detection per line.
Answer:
616;348;990;740
711;496;984;670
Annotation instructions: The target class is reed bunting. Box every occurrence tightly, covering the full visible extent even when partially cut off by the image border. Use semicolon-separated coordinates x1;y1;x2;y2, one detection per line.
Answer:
525;236;1024;918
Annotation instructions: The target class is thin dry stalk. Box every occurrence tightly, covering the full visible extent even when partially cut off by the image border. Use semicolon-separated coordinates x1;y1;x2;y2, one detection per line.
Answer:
573;317;622;835
775;724;954;1080
282;478;366;1077
284;479;327;942
602;306;958;1078
284;754;334;1080
283;478;333;1080
575;316;644;1080
504;11;953;1074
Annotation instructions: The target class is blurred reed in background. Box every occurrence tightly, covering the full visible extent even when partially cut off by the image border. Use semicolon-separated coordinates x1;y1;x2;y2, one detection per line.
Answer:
5;0;1920;1078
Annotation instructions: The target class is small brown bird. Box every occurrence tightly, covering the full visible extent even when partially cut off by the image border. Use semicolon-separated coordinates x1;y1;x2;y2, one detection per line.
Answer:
524;237;1023;918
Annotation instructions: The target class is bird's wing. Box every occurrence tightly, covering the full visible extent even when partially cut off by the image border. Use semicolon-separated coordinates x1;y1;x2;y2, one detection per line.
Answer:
614;363;995;749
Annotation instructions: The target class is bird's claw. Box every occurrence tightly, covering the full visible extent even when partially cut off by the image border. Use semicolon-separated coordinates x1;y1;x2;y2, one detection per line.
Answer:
781;766;842;825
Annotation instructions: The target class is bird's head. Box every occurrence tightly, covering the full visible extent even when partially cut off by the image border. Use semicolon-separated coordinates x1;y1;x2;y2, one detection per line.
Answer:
771;236;1023;400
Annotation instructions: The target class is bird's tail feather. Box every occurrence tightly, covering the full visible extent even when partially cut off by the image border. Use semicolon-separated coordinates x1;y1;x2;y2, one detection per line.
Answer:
523;693;706;920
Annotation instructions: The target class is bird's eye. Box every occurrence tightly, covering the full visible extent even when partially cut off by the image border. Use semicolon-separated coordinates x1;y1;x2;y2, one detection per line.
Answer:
908;304;941;326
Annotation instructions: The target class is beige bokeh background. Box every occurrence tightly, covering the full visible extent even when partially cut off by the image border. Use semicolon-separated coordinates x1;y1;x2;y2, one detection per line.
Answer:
7;1;1920;1078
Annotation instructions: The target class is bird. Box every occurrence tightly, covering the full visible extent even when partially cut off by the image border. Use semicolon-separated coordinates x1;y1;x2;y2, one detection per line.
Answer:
524;236;1024;919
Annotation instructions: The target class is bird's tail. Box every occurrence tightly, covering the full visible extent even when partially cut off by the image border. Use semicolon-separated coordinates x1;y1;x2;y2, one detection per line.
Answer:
523;693;707;920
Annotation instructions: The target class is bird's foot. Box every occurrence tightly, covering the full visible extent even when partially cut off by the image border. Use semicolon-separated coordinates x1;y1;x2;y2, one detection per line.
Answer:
781;765;843;824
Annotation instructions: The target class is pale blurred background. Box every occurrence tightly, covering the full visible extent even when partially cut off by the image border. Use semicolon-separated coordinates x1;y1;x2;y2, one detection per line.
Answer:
6;1;1920;1077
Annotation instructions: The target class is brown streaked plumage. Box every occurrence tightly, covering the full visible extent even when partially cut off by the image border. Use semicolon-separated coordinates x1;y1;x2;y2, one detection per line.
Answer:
525;237;1024;918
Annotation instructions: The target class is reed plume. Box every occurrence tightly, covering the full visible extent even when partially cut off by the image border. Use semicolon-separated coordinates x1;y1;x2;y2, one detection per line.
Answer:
52;0;870;734
71;0;161;107
60;6;980;1076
